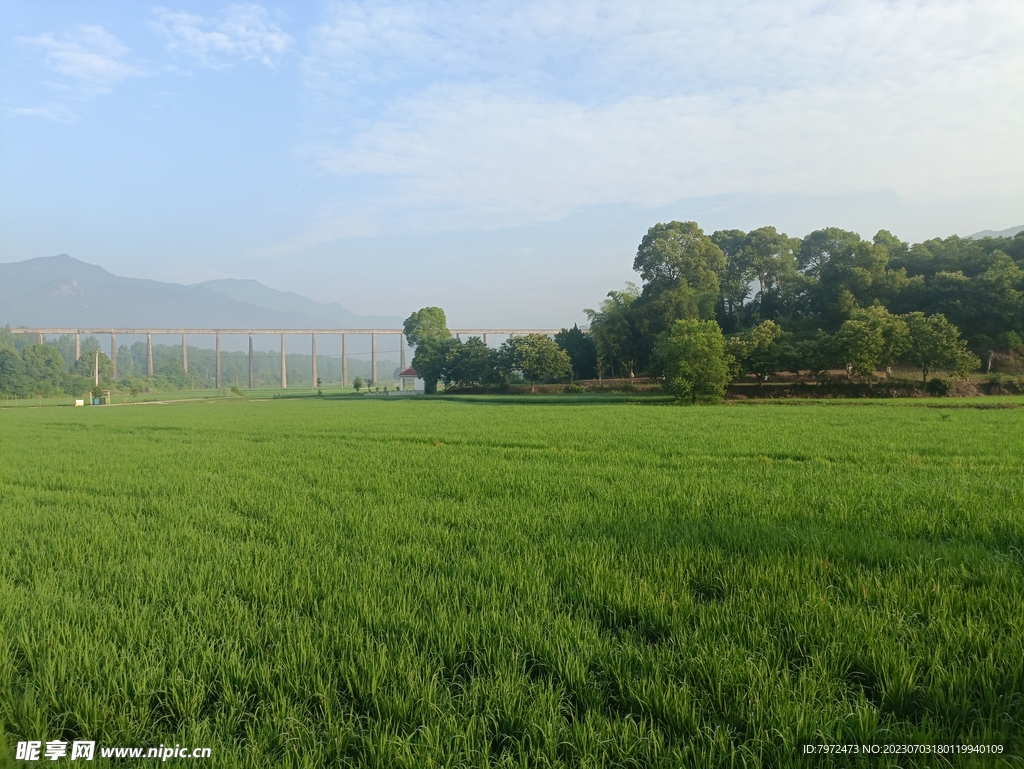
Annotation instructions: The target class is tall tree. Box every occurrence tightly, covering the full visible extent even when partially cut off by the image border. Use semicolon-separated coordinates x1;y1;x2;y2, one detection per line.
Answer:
902;312;978;384
634;221;725;293
19;344;66;395
403;307;451;348
728;320;784;381
585;284;643;378
404;307;452;394
555;325;598;380
834;306;909;380
738;226;802;323
498;335;572;392
0;348;27;396
654;319;733;404
632;222;725;367
441;337;499;390
711;229;751;331
800;227;910;327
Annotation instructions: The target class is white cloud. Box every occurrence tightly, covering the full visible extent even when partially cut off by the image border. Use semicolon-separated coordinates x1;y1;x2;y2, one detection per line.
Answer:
7;103;80;123
248;203;381;259
299;0;1024;232
19;25;143;99
152;4;293;68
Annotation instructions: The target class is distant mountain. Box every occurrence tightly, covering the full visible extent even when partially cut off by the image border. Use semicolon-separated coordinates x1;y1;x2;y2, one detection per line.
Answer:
0;255;402;329
969;225;1024;239
199;278;400;328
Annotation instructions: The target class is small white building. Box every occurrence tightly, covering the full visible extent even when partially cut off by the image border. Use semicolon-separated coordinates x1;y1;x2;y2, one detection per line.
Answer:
398;367;424;392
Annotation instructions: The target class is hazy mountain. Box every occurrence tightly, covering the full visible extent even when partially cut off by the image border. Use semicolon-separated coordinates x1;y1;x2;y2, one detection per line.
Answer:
0;255;401;329
969;225;1024;239
199;278;400;328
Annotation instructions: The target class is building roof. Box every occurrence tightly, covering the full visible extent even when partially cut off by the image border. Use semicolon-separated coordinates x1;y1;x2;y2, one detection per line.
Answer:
399;367;418;377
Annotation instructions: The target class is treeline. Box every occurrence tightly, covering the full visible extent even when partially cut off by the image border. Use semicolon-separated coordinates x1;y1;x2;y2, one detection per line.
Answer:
0;338;96;398
403;308;572;393
579;223;1023;383
402;224;1023;399
0;327;397;397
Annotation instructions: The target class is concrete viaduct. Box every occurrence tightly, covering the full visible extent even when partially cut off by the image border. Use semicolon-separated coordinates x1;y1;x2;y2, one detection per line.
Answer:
10;328;566;389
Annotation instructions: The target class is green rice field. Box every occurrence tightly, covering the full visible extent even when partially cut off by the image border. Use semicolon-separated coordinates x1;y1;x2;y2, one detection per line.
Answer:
1;397;1023;767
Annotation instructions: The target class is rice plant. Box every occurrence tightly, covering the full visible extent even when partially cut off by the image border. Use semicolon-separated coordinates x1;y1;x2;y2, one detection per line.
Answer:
1;398;1022;766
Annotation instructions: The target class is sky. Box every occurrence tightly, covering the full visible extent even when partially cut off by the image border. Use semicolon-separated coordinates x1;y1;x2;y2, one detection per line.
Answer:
1;1;1022;327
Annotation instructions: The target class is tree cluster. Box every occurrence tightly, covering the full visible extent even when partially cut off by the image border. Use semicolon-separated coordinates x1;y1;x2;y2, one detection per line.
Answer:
583;223;1023;399
0;338;97;397
404;308;572;393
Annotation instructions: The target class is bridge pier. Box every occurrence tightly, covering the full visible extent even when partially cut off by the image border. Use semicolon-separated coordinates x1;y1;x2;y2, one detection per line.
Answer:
311;333;317;390
280;333;287;389
10;329;570;392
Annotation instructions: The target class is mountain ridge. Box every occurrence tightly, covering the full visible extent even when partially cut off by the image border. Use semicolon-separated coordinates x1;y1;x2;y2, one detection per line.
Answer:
0;255;403;329
968;225;1024;239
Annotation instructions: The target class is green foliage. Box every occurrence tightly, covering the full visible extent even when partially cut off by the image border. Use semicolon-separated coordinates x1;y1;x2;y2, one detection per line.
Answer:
633;220;724;294
441;336;500;390
925;377;953;396
727;320;784;380
631;222;724;365
498;334;572;391
403;306;451;348
586;220;1022;382
903;312;979;384
998;331;1024;353
0;348;27;396
554;325;597;380
0;325;16;352
585;283;642;378
835;306;910;380
2;399;1022;765
405;307;452;394
654;319;733;403
0;343;91;397
353;376;365;392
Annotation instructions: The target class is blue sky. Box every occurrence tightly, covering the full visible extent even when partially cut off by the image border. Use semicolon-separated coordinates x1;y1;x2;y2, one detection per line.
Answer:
2;1;1022;327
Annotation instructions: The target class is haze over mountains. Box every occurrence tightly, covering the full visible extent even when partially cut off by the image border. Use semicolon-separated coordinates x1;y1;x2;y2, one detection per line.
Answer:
969;225;1024;240
0;255;402;329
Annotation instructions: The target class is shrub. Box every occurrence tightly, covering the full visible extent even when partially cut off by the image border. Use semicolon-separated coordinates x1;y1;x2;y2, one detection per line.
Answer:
926;377;952;396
